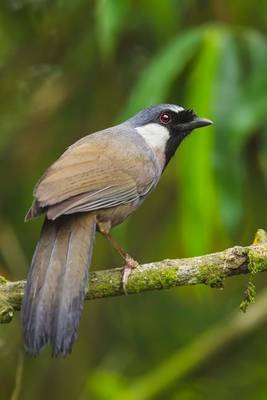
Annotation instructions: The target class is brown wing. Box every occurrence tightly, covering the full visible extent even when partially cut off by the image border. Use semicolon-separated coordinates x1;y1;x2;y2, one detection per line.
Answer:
26;128;158;220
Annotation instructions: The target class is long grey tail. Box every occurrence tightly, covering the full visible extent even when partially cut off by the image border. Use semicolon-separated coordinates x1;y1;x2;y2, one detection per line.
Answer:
22;213;96;357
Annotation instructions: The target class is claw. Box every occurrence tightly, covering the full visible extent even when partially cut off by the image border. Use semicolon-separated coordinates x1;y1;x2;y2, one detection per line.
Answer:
122;256;139;295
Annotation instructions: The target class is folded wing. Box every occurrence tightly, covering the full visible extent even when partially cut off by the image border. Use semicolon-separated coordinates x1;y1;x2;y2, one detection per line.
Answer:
26;129;157;220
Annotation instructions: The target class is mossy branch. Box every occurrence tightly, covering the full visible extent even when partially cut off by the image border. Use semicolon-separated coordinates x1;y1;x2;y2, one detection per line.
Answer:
0;229;267;324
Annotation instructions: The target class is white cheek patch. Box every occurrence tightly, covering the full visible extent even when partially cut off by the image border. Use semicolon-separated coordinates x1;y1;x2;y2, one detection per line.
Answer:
136;123;170;151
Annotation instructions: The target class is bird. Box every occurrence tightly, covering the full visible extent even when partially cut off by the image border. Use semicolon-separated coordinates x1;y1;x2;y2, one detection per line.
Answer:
22;104;212;357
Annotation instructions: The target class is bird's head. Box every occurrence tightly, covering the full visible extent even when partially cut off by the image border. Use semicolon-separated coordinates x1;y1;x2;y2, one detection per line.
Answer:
128;104;213;167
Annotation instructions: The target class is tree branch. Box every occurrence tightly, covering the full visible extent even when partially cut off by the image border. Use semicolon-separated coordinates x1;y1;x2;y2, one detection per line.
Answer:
0;229;267;324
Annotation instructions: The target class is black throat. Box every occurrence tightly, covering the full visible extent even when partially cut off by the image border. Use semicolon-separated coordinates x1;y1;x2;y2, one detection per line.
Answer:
163;131;189;170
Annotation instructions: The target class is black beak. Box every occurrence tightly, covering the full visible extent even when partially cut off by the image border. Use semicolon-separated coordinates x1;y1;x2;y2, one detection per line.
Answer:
178;117;213;131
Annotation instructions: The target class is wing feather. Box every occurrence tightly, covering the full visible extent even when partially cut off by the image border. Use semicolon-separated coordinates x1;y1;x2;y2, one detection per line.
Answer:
26;127;160;219
27;128;159;220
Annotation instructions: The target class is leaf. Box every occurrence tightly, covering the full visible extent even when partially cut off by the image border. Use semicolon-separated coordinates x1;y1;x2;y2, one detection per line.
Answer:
85;369;127;400
95;0;130;57
213;30;244;232
214;30;267;232
177;26;223;255
259;127;267;186
121;28;204;119
139;0;179;39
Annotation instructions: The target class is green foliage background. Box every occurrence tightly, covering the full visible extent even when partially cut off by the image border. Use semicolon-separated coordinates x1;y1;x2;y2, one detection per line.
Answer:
0;0;267;399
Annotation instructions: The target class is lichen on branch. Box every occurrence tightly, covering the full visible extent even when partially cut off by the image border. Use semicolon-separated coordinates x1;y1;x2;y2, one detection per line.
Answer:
0;229;266;324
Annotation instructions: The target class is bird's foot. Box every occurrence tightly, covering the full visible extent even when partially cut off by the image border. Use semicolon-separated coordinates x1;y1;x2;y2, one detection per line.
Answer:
122;255;139;295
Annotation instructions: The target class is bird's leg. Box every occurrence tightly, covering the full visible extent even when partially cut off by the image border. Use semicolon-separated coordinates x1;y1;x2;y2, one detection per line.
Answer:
105;232;139;293
98;222;139;294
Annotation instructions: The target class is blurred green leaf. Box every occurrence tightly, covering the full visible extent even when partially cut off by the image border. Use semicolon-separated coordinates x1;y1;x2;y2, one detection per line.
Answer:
260;127;267;186
85;369;127;400
122;28;204;118
140;0;179;39
230;33;267;150
95;0;130;57
213;30;244;231
214;30;267;232
119;288;267;400
178;26;222;255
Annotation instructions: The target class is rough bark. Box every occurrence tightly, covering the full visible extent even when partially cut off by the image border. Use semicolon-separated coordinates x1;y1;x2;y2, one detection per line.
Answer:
0;229;266;324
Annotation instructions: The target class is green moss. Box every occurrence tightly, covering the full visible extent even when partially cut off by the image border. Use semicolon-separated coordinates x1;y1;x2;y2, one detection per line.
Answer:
248;249;267;273
0;292;14;323
198;265;225;289
125;266;178;294
0;305;14;323
158;268;178;287
0;276;7;284
240;281;256;312
88;270;122;298
253;229;267;245
239;249;265;312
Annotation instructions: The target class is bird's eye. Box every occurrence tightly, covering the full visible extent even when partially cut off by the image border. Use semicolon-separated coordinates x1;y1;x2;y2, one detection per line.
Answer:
160;113;171;124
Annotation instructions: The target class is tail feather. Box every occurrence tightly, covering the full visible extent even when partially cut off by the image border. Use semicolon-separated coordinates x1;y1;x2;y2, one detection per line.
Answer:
50;215;95;356
22;213;96;356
